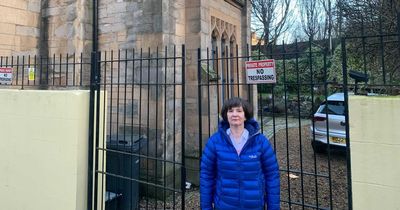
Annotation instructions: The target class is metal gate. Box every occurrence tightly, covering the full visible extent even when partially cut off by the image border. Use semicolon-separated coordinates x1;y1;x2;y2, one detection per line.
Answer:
196;30;399;210
197;41;354;210
89;46;187;210
1;35;397;210
0;39;397;210
0;8;398;209
83;7;399;210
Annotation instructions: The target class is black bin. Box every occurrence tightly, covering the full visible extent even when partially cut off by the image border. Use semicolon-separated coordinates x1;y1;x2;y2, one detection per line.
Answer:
106;135;146;210
105;191;122;210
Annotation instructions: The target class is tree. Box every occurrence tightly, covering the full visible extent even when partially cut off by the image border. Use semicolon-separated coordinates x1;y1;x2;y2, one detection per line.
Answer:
298;0;338;53
320;0;335;53
338;0;400;84
251;0;293;48
299;0;322;39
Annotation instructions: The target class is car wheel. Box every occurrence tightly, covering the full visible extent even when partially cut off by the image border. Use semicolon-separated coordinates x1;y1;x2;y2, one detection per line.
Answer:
311;140;326;153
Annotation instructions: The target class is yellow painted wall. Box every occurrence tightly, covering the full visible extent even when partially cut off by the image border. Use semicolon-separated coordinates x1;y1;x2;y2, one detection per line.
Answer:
0;89;106;210
349;96;400;210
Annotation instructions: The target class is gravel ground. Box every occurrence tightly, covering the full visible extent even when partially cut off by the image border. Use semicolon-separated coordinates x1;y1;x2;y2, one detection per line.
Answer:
272;126;349;210
139;120;349;210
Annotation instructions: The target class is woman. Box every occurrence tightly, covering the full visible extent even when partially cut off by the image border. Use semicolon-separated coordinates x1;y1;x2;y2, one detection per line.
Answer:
200;97;280;210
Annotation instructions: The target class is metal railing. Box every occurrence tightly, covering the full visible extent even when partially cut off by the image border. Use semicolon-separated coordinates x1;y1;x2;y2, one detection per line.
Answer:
92;46;186;210
1;33;398;210
0;54;91;88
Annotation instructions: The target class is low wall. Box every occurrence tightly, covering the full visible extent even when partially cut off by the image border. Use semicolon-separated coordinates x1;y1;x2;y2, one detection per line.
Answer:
349;95;400;210
0;89;105;210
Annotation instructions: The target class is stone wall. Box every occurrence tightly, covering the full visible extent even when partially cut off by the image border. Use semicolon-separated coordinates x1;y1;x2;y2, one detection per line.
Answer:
44;0;92;55
184;0;252;185
0;0;252;189
97;1;187;196
33;0;92;86
0;0;40;56
0;0;92;56
98;0;185;51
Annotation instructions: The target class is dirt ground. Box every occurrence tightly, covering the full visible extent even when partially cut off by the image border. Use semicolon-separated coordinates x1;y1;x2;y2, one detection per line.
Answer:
272;126;349;210
139;124;349;210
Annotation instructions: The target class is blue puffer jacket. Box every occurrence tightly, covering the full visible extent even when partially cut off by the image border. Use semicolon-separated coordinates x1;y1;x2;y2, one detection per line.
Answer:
200;118;280;210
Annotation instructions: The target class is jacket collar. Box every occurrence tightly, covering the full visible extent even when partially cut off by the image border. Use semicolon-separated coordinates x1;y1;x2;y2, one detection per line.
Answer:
218;118;260;136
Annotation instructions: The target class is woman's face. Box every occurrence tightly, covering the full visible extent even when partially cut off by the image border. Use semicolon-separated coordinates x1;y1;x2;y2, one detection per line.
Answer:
227;106;246;127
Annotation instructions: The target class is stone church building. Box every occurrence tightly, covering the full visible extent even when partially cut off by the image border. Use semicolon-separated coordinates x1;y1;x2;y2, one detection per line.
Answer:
0;0;250;58
0;0;253;185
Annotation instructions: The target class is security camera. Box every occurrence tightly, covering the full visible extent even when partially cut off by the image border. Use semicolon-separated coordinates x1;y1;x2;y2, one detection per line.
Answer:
349;70;369;95
349;70;369;83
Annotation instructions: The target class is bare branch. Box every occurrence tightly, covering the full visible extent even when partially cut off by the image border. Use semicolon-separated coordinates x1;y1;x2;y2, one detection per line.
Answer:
250;0;292;46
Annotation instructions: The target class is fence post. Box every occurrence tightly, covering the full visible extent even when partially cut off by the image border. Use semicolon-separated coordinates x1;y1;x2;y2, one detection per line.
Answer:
341;37;353;210
181;45;186;210
88;0;99;207
197;48;203;163
88;50;100;210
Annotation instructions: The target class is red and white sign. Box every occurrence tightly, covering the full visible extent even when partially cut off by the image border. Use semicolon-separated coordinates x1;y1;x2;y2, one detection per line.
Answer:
245;59;276;84
0;67;13;85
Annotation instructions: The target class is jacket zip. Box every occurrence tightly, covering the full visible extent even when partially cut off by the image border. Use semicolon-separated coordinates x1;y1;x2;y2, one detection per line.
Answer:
220;129;260;209
239;131;260;156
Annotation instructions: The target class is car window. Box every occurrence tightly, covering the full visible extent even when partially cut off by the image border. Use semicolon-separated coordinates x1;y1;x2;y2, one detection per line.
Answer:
318;101;345;115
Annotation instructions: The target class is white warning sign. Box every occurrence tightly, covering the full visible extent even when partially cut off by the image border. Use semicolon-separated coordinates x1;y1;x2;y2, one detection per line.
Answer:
245;59;276;84
0;67;13;85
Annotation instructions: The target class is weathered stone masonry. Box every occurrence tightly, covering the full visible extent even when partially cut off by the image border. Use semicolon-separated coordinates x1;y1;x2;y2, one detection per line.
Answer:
0;0;252;191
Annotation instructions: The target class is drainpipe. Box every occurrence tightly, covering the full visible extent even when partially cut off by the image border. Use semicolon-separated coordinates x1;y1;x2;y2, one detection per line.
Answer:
92;0;98;53
39;0;49;89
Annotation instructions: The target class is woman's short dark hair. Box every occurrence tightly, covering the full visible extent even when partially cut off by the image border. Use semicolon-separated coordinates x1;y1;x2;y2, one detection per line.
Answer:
221;97;254;122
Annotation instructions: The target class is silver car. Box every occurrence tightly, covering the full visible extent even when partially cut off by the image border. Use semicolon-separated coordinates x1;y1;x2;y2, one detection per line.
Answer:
310;93;346;153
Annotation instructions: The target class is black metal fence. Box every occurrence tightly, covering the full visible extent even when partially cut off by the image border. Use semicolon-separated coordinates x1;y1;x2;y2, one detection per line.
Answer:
0;47;187;210
198;42;350;210
1;34;399;210
0;54;91;88
197;30;399;210
92;46;187;210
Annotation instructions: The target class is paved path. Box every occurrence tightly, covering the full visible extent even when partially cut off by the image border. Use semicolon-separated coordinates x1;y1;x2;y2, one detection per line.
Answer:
260;116;311;139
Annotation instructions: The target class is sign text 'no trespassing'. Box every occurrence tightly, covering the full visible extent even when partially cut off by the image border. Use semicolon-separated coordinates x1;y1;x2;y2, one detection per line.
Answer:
245;59;276;84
